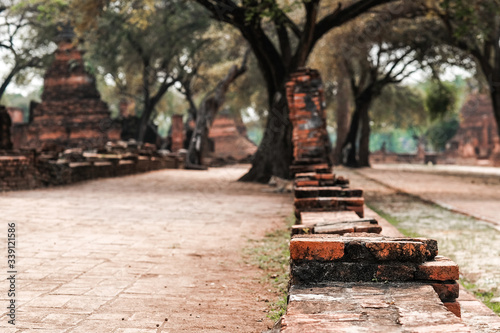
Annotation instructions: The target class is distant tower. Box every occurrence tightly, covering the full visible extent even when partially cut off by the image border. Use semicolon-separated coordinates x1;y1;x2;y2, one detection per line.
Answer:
12;24;120;150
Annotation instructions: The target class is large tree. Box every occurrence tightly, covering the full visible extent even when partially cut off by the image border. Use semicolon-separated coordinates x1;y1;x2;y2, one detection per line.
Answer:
83;0;210;142
427;0;500;138
0;1;57;100
339;14;438;167
195;0;400;182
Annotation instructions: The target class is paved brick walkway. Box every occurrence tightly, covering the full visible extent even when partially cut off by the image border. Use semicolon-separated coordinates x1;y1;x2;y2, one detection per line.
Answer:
362;164;500;226
0;166;291;332
339;166;500;332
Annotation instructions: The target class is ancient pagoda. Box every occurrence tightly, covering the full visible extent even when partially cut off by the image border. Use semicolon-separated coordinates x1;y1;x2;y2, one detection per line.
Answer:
12;26;120;150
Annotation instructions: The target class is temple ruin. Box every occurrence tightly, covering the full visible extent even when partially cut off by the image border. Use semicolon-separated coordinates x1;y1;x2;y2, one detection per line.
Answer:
12;28;120;151
447;94;499;161
208;113;257;163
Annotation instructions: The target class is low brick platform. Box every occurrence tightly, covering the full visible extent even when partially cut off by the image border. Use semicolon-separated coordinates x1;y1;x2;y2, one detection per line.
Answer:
280;164;470;331
281;283;470;332
294;197;365;218
0;143;182;191
294;173;350;187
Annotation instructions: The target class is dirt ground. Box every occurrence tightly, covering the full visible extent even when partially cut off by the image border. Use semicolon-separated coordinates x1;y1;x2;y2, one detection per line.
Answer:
0;165;292;333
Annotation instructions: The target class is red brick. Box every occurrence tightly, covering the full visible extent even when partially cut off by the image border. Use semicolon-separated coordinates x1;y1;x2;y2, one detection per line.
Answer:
443;301;461;317
415;256;459;281
290;236;344;261
431;282;460;302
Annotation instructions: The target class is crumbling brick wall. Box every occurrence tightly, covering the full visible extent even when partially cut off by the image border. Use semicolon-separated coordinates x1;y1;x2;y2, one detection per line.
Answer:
286;69;331;169
12;37;120;151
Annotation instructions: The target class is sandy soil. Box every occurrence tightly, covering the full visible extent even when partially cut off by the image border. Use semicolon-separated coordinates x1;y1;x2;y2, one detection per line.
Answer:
0;165;292;332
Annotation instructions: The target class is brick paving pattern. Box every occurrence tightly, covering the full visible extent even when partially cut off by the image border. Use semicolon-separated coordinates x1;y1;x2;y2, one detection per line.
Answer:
0;166;291;332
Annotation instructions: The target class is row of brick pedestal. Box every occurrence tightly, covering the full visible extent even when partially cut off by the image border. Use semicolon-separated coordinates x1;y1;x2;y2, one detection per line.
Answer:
279;164;470;332
0;142;183;191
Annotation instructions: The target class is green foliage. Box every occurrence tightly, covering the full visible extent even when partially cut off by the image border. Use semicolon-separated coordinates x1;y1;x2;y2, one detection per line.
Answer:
0;1;60;98
425;115;459;152
425;80;458;120
440;0;500;38
371;85;428;130
0;90;42;120
461;278;500;315
369;129;419;154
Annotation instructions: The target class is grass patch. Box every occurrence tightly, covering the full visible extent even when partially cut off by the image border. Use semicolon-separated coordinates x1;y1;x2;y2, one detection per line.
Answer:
366;203;421;238
243;213;295;322
460;278;500;315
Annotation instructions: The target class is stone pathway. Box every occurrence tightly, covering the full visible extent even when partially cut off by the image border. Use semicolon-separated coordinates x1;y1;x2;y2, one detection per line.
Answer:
0;166;292;332
338;167;500;329
366;164;500;226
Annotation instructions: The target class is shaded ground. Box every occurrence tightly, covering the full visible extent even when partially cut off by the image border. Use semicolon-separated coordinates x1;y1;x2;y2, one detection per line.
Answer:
340;167;500;312
0;165;292;332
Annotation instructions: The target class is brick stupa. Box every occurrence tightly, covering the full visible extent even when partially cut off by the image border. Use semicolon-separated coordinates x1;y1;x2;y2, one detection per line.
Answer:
12;27;120;150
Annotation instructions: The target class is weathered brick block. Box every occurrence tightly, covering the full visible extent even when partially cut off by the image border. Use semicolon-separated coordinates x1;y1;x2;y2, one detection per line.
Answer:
291;236;437;263
295;172;335;180
290;163;331;176
294;197;364;210
291;261;416;284
314;220;382;235
300;211;360;226
294;186;363;199
290;237;344;261
415;256;459;281
294;197;365;218
282;283;470;332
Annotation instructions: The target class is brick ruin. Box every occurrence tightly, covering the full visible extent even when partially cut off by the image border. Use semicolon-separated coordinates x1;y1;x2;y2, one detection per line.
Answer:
12;31;120;151
168;112;257;164
7;107;25;124
371;93;500;166
170;114;184;153
0;142;182;192
278;163;468;331
278;69;472;331
446;94;500;163
286;68;331;176
207;113;257;163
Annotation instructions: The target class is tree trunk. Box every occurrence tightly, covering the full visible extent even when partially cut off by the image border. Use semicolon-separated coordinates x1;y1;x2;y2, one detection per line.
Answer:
138;61;151;143
186;53;249;168
358;99;371;167
334;76;351;164
491;88;500;139
239;88;293;182
238;28;293;182
137;107;152;143
342;107;361;167
342;91;374;167
488;57;500;139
